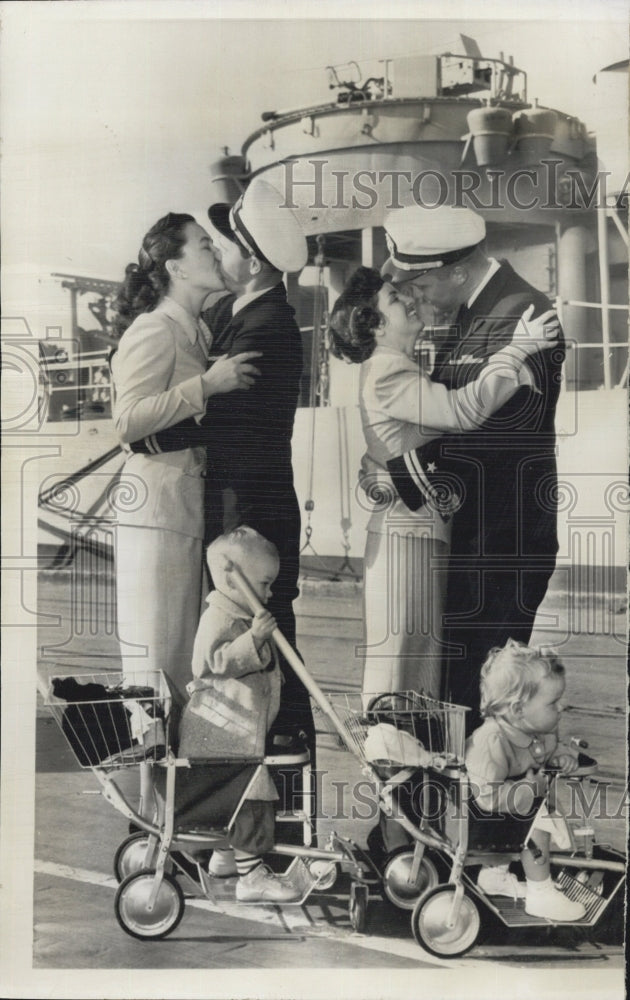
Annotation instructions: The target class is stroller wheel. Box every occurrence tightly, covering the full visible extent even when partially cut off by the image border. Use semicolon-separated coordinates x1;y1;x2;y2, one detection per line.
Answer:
383;848;440;910
114;832;159;884
412;885;480;958
306;858;338;891
115;869;185;940
348;882;368;932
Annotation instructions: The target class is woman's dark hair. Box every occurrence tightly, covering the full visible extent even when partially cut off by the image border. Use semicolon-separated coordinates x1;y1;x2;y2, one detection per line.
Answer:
113;212;195;337
328;266;384;364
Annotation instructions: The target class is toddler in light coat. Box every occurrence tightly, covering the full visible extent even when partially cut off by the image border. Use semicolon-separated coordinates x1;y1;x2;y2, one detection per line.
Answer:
178;526;299;903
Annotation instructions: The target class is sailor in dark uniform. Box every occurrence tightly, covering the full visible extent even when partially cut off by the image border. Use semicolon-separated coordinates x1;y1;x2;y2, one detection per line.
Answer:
382;206;565;731
203;182;313;763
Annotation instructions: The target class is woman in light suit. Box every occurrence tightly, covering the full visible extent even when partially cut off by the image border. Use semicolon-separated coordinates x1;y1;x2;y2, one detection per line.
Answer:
328;267;558;702
112;213;260;707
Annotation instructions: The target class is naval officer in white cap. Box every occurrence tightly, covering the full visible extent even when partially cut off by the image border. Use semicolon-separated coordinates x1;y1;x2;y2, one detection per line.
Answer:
201;177;308;647
203;180;316;846
382;203;487;309
382;205;565;731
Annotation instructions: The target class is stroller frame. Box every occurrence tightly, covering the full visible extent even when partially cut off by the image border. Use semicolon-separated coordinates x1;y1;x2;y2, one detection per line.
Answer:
43;669;381;940
341;691;626;959
43;669;625;953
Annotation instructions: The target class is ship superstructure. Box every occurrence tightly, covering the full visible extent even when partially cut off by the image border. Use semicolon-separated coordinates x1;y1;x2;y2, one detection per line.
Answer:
39;38;628;586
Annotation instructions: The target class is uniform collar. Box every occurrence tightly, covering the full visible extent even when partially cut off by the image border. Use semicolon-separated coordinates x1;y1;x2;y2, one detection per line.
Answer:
232;281;282;317
466;258;501;309
158;296;204;348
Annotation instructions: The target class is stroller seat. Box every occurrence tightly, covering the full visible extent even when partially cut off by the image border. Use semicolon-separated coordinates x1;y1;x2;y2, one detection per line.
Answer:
467;795;544;852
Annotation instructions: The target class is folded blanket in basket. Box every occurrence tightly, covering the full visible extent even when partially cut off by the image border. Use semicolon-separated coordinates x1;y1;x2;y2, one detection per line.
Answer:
364;723;432;770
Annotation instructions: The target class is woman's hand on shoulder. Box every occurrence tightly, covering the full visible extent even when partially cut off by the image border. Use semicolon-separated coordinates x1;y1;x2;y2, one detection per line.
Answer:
201;351;262;397
511;304;560;356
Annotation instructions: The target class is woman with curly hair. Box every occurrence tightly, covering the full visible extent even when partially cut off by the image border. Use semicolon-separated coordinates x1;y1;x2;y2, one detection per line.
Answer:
329;266;558;702
111;213;260;706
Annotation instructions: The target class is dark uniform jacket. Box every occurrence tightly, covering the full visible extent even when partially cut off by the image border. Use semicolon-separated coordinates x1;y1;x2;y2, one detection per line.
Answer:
201;283;303;580
407;260;565;721
429;260;565;561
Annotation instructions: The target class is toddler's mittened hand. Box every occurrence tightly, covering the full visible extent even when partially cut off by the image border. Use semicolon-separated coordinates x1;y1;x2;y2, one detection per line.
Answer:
549;752;579;776
251;609;277;644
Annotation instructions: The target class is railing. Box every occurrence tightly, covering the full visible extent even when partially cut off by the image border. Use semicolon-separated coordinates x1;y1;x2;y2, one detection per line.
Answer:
39;310;628;429
555;298;629;390
39;349;113;420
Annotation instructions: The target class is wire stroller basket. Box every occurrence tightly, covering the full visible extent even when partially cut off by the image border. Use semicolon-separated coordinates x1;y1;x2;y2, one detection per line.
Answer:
326;690;468;777
43;671;170;768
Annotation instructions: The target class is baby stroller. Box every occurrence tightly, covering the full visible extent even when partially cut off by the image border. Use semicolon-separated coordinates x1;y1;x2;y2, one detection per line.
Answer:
42;663;387;939
332;691;626;958
41;558;478;943
41;563;394;940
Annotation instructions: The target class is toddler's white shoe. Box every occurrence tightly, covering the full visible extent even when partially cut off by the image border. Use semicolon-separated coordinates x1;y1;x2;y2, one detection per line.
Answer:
477;864;526;900
235;864;301;903
208;848;237;878
525;881;586;921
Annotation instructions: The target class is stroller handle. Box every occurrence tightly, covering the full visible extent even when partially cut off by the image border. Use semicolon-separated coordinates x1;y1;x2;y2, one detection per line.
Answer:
228;561;350;745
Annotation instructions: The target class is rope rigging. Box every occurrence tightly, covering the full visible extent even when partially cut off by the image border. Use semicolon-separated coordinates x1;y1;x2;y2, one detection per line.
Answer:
300;236;358;580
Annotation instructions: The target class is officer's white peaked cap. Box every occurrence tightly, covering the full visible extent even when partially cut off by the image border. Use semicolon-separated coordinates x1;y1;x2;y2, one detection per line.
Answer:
208;179;308;274
382;205;486;283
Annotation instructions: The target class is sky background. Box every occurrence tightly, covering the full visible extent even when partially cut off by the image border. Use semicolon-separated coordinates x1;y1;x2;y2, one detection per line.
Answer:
1;0;628;330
